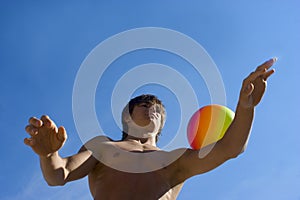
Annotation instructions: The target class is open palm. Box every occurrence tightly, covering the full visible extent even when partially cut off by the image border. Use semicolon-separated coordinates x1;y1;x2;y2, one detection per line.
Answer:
24;115;67;157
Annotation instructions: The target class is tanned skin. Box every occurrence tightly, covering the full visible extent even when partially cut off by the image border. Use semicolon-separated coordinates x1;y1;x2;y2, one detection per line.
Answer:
24;58;276;199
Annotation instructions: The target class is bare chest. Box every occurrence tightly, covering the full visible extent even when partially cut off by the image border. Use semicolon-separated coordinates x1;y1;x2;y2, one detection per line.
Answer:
89;140;180;173
85;140;184;199
89;165;183;200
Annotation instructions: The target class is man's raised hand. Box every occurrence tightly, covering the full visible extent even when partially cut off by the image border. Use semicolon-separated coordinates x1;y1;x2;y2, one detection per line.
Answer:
24;115;67;157
238;58;276;109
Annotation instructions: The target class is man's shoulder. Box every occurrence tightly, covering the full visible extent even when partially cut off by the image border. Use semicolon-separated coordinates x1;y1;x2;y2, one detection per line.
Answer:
82;135;115;149
93;135;114;141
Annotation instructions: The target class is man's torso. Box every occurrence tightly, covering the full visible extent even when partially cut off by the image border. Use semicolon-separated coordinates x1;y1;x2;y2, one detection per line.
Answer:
85;138;185;199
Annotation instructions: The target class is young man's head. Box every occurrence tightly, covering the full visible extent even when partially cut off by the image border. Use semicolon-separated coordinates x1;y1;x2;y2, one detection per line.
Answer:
121;94;166;142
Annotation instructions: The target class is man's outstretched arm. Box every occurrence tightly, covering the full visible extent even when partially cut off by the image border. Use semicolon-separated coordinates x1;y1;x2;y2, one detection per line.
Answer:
220;57;276;155
175;58;277;180
24;115;98;186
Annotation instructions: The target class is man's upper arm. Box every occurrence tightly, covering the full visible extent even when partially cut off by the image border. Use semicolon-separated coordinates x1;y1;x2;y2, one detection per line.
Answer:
63;136;109;182
176;142;235;181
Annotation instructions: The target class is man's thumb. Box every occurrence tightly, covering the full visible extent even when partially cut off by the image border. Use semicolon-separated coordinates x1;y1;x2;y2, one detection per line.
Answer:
244;83;254;96
57;126;67;142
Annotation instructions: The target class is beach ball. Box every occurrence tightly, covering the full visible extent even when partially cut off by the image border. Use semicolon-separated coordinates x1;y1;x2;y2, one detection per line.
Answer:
187;104;235;150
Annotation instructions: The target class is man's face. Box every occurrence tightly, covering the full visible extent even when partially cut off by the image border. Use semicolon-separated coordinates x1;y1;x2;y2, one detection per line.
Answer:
127;103;162;137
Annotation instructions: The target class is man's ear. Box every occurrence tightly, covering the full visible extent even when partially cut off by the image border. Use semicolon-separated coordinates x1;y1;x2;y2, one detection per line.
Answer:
124;113;132;123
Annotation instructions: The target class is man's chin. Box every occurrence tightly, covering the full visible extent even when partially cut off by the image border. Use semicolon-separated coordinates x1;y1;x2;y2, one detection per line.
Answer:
130;130;157;139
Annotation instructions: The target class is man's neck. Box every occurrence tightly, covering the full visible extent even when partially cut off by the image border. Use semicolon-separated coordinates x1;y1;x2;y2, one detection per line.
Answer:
124;121;159;146
124;135;157;146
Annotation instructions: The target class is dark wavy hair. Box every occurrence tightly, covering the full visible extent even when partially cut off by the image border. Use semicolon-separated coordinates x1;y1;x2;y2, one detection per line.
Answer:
121;94;166;142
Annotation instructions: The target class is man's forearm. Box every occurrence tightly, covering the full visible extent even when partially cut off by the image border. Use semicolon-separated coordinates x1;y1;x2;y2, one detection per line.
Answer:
220;103;254;157
39;151;68;186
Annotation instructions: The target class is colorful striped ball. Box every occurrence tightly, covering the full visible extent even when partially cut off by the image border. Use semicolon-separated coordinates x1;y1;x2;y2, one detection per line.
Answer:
187;105;235;150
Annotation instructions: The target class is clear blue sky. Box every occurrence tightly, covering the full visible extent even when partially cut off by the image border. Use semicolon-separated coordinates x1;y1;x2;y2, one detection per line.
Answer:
1;1;299;199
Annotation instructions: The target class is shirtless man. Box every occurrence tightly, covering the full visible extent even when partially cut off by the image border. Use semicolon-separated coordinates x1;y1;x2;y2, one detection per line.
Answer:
24;58;276;199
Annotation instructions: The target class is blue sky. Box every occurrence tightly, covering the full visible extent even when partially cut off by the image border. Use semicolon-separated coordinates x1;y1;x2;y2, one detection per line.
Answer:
1;1;299;199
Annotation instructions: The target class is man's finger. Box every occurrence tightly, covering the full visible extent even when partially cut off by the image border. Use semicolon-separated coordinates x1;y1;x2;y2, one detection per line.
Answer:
243;58;276;84
29;117;43;127
256;57;277;71
262;69;275;80
244;70;266;85
41;115;54;128
25;125;32;133
24;138;35;146
25;125;38;136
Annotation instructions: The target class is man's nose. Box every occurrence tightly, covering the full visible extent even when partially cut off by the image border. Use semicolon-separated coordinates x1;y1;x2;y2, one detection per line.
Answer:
148;105;156;113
